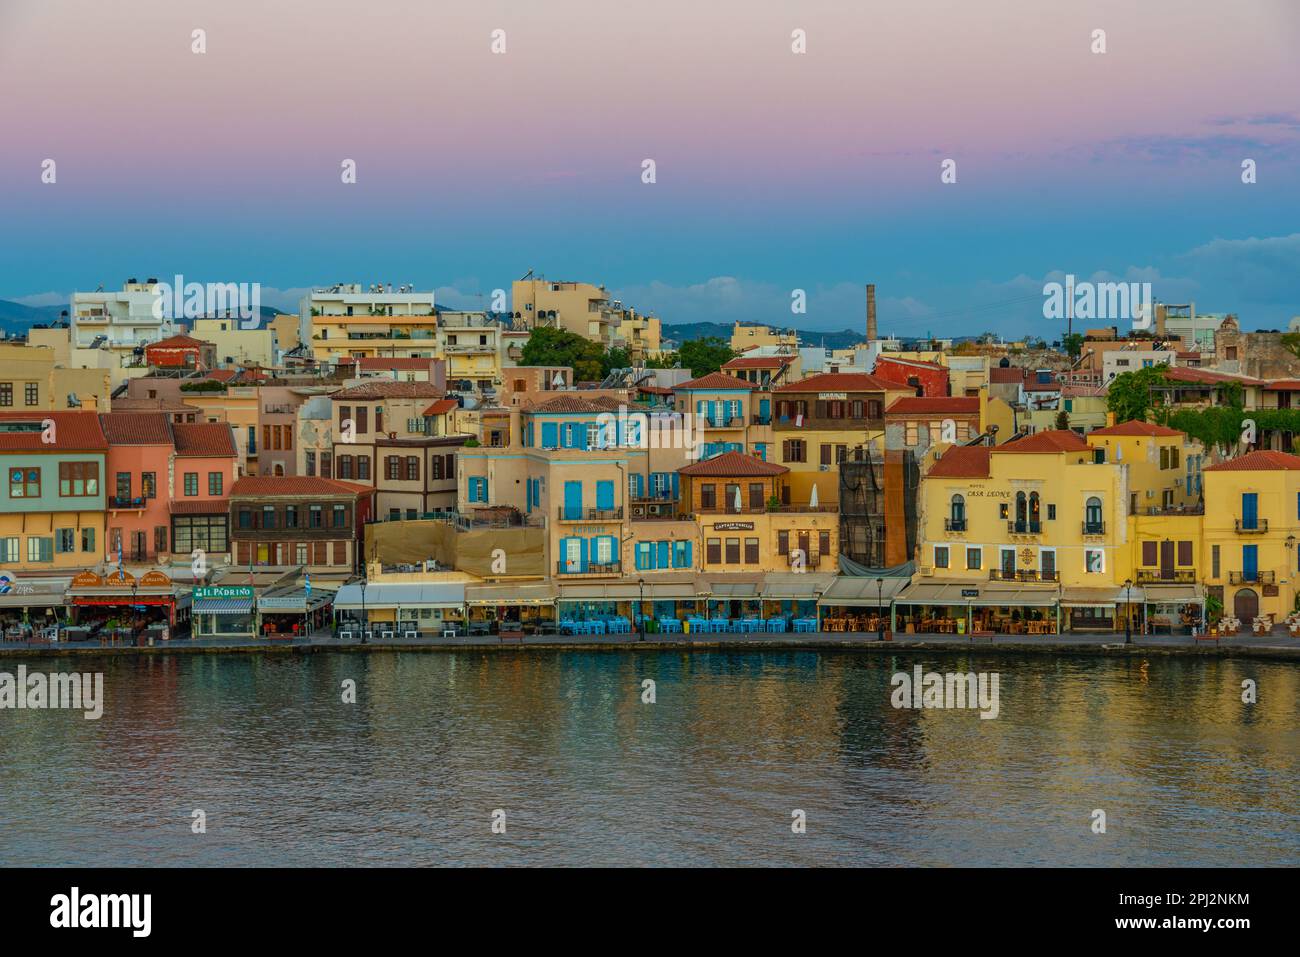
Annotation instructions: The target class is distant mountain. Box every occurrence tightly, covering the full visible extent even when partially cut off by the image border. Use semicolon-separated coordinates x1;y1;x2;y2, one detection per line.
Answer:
0;299;67;334
662;321;866;351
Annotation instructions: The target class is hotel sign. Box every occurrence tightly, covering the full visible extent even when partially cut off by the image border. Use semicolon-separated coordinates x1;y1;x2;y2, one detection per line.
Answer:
818;392;847;400
713;521;754;531
194;586;255;600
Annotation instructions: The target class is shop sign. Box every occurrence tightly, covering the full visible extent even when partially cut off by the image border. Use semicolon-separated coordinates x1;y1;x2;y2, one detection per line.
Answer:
961;588;979;597
0;571;35;595
194;585;255;600
140;570;172;587
818;392;848;400
713;522;754;531
70;571;104;589
103;570;136;587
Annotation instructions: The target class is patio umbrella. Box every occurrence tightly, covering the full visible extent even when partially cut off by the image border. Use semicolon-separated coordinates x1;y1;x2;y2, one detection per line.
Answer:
734;485;743;511
809;483;820;508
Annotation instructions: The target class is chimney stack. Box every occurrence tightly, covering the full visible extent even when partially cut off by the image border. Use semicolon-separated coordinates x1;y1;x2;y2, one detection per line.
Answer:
866;284;877;342
1155;302;1167;338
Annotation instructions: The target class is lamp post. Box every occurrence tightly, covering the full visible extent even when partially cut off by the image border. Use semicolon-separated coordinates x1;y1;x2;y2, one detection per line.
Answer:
638;577;645;642
876;577;884;641
1124;578;1133;644
360;576;367;644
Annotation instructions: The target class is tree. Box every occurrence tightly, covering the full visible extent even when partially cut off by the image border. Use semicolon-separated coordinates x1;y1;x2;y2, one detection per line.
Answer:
519;326;607;381
677;337;736;377
1062;333;1085;359
1106;365;1169;424
1054;410;1070;431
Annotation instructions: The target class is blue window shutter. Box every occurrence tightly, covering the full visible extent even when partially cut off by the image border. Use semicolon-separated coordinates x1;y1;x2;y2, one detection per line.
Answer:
671;472;679;499
596;480;614;510
542;422;558;447
579;537;589;572
635;544;646;570
684;540;693;567
657;541;670;569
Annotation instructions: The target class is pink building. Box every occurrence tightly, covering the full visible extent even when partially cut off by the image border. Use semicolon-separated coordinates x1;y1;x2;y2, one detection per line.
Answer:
170;422;239;563
100;413;177;563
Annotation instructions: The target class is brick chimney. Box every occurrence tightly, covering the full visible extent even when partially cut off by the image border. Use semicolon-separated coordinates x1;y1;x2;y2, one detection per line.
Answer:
1155;302;1167;337
866;284;877;342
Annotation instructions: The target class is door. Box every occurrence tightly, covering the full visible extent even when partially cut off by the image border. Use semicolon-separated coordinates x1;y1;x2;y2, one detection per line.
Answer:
1242;544;1258;582
1159;541;1175;580
1233;587;1259;620
759;398;770;423
1241;493;1258;530
564;481;583;520
595;480;614;513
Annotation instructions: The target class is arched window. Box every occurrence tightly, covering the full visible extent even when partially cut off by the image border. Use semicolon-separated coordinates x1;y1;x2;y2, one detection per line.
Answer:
1028;492;1041;531
1015;491;1027;531
950;494;966;530
1085;496;1103;533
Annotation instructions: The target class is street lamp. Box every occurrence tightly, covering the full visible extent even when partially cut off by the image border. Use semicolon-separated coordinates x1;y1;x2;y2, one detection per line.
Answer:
876;577;884;641
638;578;645;642
360;576;367;644
1124;578;1133;645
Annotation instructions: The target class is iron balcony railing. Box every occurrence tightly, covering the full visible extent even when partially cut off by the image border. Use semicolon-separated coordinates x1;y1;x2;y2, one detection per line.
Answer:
1135;569;1196;584
556;560;621;575
1007;520;1043;535
1228;570;1275;584
989;568;1059;583
945;517;967;532
1082;521;1106;535
557;506;624;522
1234;518;1269;533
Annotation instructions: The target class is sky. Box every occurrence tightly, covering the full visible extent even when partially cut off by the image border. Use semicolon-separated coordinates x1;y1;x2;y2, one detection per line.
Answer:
2;0;1299;338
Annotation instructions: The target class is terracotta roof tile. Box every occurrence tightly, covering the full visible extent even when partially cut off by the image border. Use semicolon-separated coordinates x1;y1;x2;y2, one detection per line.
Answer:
330;381;446;400
525;394;626;414
989;367;1025;384
721;356;795;369
98;412;174;444
230;476;374;497
172;422;237;457
422;399;459;416
675;372;758;391
1205;450;1300;472
170;498;229;514
774;372;895;393
112;397;201;413
146;334;206;350
928;445;991;478
887;396;979;416
0;411;108;451
678;450;788;477
996;430;1091;453
357;357;435;371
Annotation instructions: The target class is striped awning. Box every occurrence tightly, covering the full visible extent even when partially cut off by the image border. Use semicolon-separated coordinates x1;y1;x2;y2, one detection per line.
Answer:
193;597;254;613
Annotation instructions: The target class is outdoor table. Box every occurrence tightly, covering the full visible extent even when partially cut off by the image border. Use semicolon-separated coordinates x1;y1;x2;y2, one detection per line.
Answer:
793;618;818;633
588;620;607;635
766;618;788;633
659;618;682;633
738;618;761;633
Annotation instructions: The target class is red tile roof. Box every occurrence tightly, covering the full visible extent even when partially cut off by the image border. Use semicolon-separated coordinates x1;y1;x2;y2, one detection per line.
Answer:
357;357;434;371
1205;450;1300;472
675;372;758;391
927;445;991;478
886;396;979;416
997;430;1091;453
1262;380;1300;391
330;381;445;400
170;498;229;515
0;411;108;451
205;369;239;383
172;422;237;457
111;397;201;413
1163;367;1262;385
1089;421;1183;437
678;450;789;477
98;412;174;445
989;367;1025;384
230;476;374;497
146;334;206;350
422;399;459;416
774;372;895;393
876;355;945;370
721;356;795;369
525;394;625;414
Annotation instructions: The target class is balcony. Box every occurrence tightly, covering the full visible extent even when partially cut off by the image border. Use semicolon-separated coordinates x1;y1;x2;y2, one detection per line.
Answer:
1135;569;1196;584
702;416;746;428
787;551;821;570
1228;570;1275;585
557;506;624;523
556;560;622;576
109;495;147;511
1007;520;1043;535
1082;521;1106;536
944;517;967;532
989;568;1059;583
751;414;772;426
696;503;836;515
1234;518;1269;534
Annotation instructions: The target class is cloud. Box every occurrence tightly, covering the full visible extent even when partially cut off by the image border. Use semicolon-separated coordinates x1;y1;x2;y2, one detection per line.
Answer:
9;291;67;307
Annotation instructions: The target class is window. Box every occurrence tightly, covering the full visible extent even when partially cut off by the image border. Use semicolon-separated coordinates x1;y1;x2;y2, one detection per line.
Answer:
356;407;368;433
1047;504;1056;521
1212;544;1220;578
725;538;741;564
406;457;419;481
782;439;807;463
262;506;276;529
386;456;401;481
320;452;332;479
1142;541;1158;566
1085;549;1105;574
309;505;323;528
1178;540;1193;566
934;545;949;569
81;527;95;553
706;538;721;564
24;383;38;406
184;472;199;496
59;462;99;496
172;516;227;553
333;504;347;527
1041;549;1056;579
283;506;297;528
238;509;254;529
337;455;353;479
357;456;370;480
0;384;10;406
777;530;789;555
1084;496;1103;533
999;503;1009;519
744;538;759;563
282;425;292;451
116;472;131;501
339;405;351;431
56;528;75;553
306;451;316;477
264;425;274;453
9;468;39;498
142;472;157;499
208;472;223;496
1;537;17;562
949;494;966;530
819;530;830;556
27;536;52;563
700;484;716;509
966;546;982;570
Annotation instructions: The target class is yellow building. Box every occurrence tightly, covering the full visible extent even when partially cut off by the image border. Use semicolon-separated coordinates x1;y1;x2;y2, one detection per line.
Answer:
1201;450;1300;624
911;426;1205;635
191;317;280;368
511;277;657;349
307;285;438;363
0;343;112;411
730;322;799;353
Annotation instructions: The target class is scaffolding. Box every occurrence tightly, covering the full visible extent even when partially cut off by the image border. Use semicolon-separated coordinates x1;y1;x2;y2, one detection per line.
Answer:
838;446;918;568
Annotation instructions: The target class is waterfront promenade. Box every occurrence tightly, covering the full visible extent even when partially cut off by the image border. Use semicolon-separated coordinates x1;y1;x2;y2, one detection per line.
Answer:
3;628;1298;660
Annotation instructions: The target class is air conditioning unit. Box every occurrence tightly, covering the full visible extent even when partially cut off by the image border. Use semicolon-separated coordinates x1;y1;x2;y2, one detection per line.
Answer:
631;504;647;518
919;565;934;576
819;464;831;471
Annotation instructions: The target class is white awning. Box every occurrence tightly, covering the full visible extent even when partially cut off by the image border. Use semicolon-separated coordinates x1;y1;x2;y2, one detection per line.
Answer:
817;575;910;606
333;582;465;610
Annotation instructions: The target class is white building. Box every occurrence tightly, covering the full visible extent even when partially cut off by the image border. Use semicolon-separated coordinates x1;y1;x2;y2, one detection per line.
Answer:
70;278;176;356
